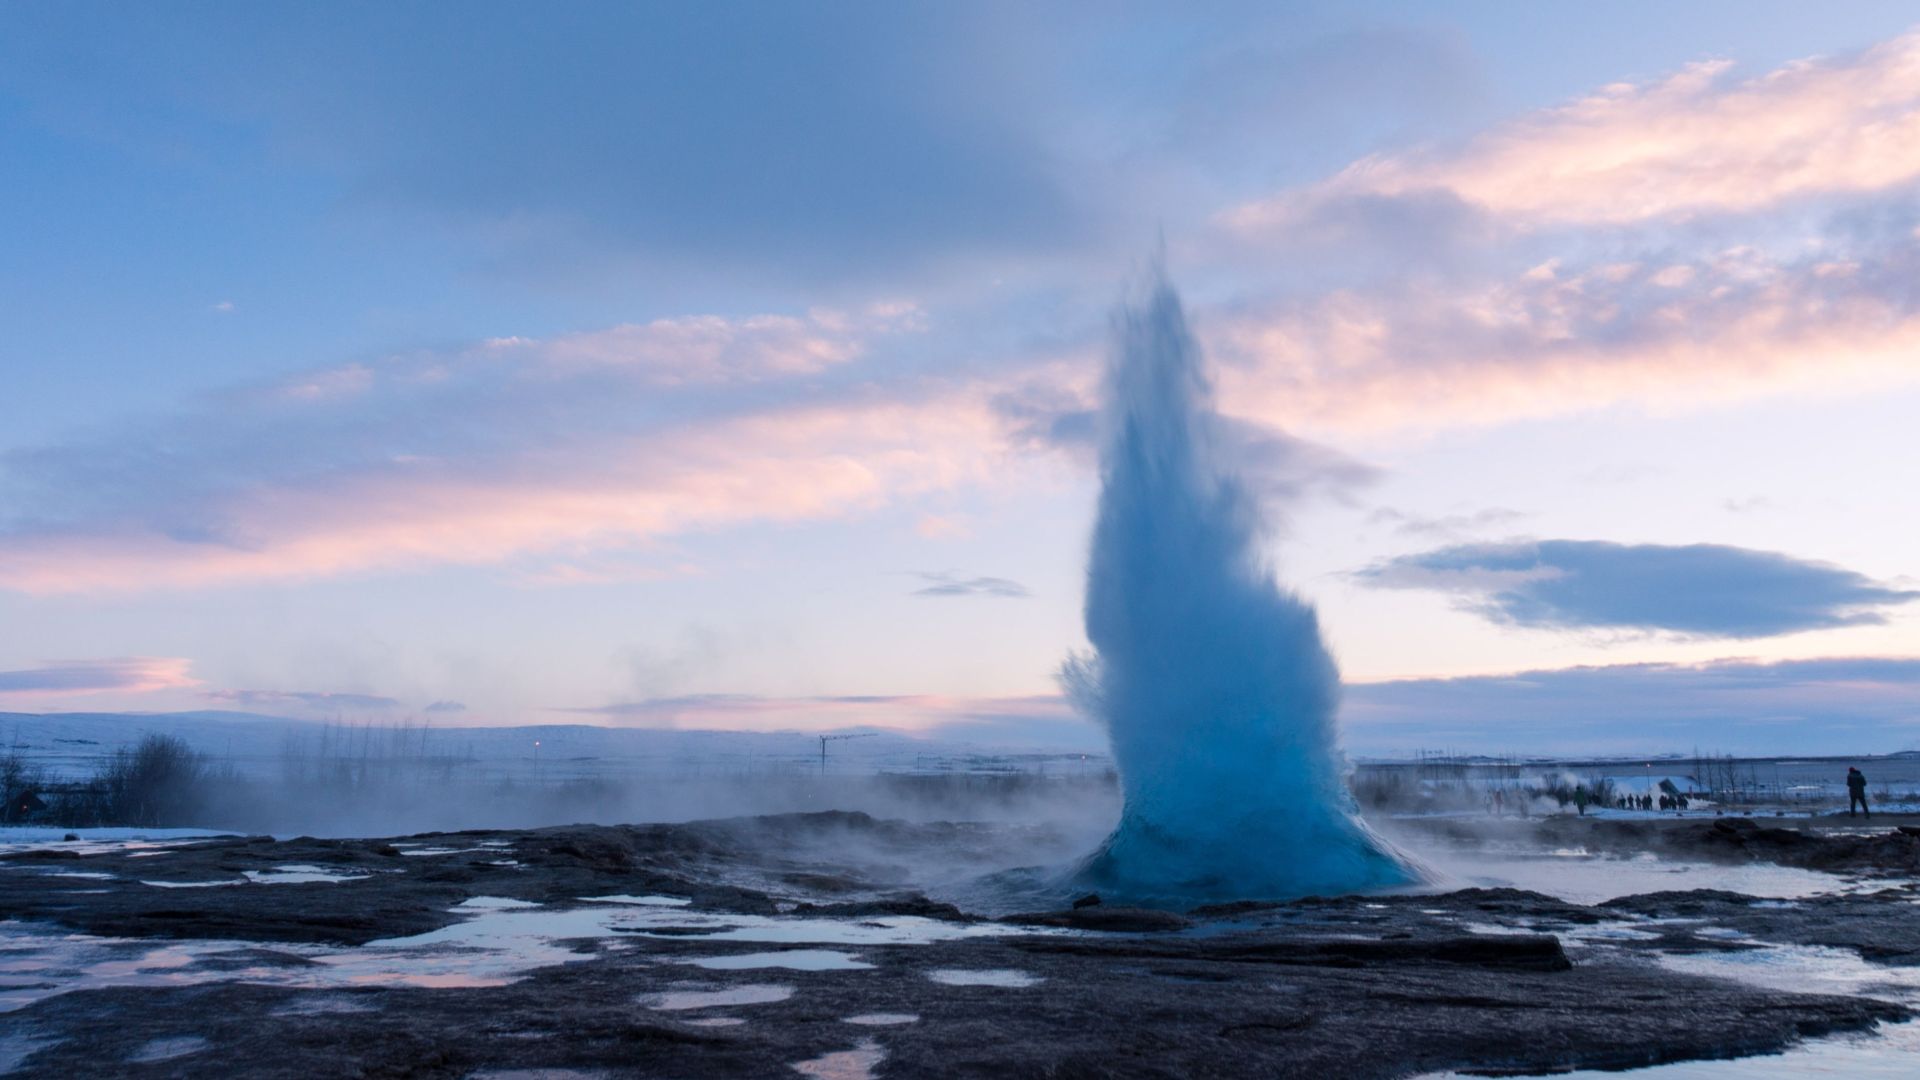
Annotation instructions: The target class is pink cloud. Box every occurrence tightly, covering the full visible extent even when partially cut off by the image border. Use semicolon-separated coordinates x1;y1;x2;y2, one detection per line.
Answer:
0;390;1015;594
0;657;199;698
0;293;1042;595
1205;244;1920;433
1228;30;1920;230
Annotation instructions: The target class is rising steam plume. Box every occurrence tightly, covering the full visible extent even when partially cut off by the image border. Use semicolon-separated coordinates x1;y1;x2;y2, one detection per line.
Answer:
1063;267;1414;904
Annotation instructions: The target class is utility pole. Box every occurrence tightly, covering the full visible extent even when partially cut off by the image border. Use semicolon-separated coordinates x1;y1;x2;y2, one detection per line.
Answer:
818;732;876;770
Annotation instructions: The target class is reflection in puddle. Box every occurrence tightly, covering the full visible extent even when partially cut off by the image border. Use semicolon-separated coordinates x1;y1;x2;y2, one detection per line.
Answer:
0;891;1053;1013
584;895;690;907
1409;845;1861;905
624;913;1033;947
927;969;1041;987
244;865;373;885
269;995;382;1017
1656;944;1920;1003
140;880;242;889
685;950;873;971
0;828;232;858
844;1013;917;1026
645;984;793;1011
1421;1020;1920;1079
683;1017;746;1027
792;1038;885;1080
1562;923;1663;943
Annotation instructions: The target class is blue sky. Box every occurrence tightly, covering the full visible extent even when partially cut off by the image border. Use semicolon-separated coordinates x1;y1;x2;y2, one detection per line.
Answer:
4;2;1920;755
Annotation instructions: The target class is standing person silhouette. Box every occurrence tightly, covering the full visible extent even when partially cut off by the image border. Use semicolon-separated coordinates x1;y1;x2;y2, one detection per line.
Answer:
1846;767;1871;818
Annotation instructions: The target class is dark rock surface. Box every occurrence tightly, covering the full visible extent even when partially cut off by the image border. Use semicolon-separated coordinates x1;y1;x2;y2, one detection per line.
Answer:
0;811;1915;1077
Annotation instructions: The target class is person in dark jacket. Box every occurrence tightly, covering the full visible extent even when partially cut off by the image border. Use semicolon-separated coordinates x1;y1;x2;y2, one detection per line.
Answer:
1846;767;1870;818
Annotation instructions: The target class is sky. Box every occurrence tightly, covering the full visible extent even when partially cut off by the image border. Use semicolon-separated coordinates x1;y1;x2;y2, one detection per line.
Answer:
4;2;1920;756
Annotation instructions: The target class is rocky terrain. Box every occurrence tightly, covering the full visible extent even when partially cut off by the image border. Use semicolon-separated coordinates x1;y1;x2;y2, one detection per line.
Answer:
0;812;1914;1077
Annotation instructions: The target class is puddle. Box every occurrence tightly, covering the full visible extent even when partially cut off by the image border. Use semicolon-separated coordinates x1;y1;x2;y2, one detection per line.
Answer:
1411;847;1860;905
1561;922;1664;943
141;880;242;889
927;969;1041;987
0;891;1065;1011
644;984;793;1011
623;913;1034;947
0;919;557;1010
583;895;691;907
844;1013;917;1026
128;1036;209;1063
792;1038;884;1080
38;872;115;881
683;1017;746;1027
1421;1019;1920;1078
685;950;872;972
244;865;373;885
1655;944;1920;1003
0;828;232;858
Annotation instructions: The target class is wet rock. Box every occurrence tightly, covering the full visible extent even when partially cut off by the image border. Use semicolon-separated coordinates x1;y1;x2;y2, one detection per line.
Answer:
790;893;968;921
687;885;779;915
1019;932;1573;971
0;814;1917;1077
1188;899;1286;917
1005;906;1194;932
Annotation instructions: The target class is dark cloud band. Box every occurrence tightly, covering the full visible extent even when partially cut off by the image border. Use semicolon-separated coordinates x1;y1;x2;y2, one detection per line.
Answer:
1356;539;1918;638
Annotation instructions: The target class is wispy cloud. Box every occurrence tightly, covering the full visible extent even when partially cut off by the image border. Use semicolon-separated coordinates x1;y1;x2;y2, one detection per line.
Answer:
0;306;1013;593
1366;507;1526;541
1210;240;1920;432
1356;540;1920;639
912;571;1031;599
205;689;402;712
1228;31;1920;230
0;657;198;698
1205;32;1920;433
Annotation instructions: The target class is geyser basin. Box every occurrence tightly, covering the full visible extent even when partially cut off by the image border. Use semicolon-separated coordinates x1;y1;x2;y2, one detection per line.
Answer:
1066;269;1415;904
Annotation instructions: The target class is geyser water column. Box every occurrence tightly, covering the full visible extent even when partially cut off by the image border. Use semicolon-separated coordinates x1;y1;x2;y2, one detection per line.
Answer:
1064;270;1414;904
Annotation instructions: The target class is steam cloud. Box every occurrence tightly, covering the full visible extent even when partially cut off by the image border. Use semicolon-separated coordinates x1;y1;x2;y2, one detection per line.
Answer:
1064;268;1413;903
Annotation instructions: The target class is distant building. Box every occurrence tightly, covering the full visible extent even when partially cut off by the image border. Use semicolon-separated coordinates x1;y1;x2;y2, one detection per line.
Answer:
8;790;47;821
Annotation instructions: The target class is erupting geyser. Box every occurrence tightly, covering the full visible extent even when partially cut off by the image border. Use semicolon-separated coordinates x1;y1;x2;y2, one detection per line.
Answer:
1064;268;1415;904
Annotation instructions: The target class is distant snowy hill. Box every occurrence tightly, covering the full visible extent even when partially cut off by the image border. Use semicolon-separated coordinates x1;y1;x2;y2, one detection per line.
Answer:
0;711;1108;783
